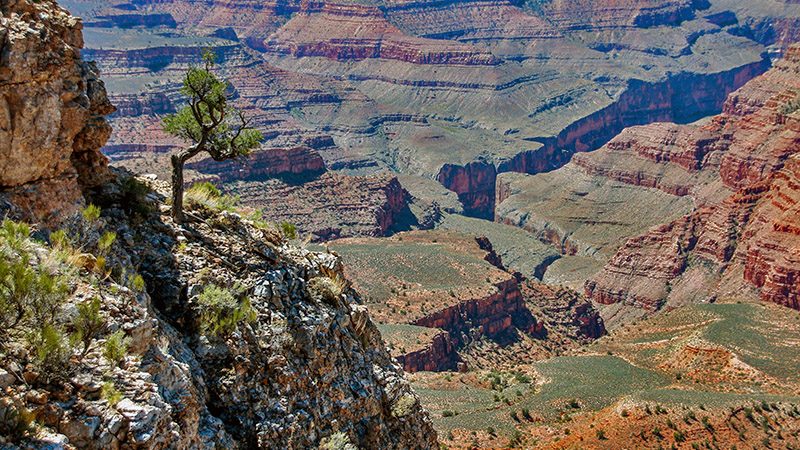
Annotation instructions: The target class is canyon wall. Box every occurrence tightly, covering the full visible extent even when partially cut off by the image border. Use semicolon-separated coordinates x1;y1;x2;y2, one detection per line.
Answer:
440;58;769;219
585;45;800;311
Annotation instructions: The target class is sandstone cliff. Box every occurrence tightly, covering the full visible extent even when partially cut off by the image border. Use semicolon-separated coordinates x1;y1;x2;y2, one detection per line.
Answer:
0;0;114;223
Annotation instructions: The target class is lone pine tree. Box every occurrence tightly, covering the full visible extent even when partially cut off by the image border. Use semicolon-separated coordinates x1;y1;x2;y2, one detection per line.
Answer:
163;50;262;223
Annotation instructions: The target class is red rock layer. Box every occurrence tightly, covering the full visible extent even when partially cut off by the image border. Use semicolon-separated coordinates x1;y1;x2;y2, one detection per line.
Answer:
742;156;800;310
436;161;497;219
263;2;500;65
585;45;800;310
234;172;410;240
394;330;459;373
187;146;326;182
413;278;539;346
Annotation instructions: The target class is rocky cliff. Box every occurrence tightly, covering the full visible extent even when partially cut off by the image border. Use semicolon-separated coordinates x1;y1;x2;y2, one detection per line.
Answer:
0;0;114;223
0;175;439;448
0;1;438;446
585;45;800;312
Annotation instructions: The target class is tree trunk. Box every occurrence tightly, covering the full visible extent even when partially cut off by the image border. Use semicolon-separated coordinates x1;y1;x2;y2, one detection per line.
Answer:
171;146;201;224
171;153;185;223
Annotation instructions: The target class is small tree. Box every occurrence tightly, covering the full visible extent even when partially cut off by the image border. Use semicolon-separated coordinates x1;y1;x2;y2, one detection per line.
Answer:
163;50;262;223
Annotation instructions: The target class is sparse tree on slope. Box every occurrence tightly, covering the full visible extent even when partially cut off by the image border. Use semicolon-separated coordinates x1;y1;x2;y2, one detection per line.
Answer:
162;50;262;223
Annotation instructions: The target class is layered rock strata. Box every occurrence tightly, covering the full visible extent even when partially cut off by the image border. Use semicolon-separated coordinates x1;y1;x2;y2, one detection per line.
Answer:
585;45;800;311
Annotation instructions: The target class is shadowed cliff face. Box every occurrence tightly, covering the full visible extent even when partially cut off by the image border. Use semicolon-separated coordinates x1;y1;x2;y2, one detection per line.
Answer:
0;0;115;224
584;45;800;313
438;60;769;218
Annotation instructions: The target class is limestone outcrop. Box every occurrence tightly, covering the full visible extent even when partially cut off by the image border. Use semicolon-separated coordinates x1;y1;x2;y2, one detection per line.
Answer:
0;0;114;223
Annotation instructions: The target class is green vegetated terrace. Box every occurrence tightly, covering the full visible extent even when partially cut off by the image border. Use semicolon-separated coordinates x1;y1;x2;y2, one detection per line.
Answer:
414;302;800;433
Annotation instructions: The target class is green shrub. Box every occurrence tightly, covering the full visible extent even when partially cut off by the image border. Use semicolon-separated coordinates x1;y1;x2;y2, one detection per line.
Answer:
674;430;686;442
780;95;800;115
280;221;297;240
0;401;34;443
596;429;607;440
196;285;256;338
101;381;123;406
184;182;238;213
0;222;69;340
29;324;73;383
320;431;356;450
71;297;105;355
522;407;532;421
119;176;155;221
390;393;417;418
442;410;455;417
104;330;130;368
132;274;146;293
82;204;101;222
97;231;116;253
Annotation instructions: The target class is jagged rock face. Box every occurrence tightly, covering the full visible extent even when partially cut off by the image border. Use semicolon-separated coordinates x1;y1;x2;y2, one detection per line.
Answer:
584;45;800;312
741;155;800;310
0;0;114;223
0;172;438;449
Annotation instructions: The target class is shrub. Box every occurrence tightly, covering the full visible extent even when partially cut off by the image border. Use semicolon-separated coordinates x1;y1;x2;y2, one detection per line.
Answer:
119;176;155;221
196;285;256;338
307;275;346;305
391;393;417;418
0;220;67;335
596;429;607;440
97;231;116;253
82;204;101;222
514;372;531;384
510;411;520;422
442;410;455;418
280;221;297;240
522;408;532;421
780;95;800;115
508;430;523;448
103;330;130;368
101;381;123;406
132;274;146;293
674;430;686;442
184;182;238;213
320;431;356;450
71;297;106;356
29;324;73;383
0;400;34;443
